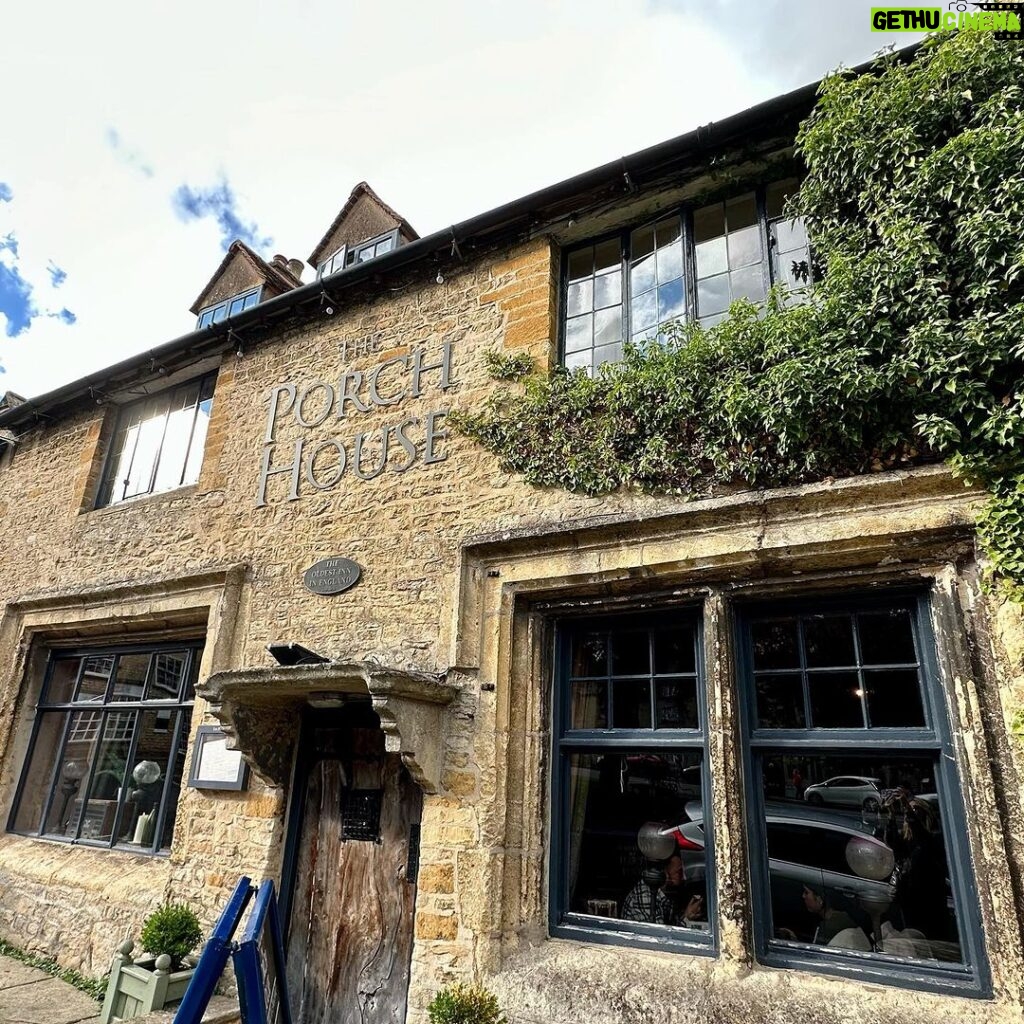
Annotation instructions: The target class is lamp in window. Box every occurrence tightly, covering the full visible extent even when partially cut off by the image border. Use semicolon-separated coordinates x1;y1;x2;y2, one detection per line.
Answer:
637;820;677;895
130;760;162;846
58;759;86;831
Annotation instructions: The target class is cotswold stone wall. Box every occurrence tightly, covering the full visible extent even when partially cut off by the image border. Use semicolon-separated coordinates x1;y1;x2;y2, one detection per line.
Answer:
0;235;1022;1024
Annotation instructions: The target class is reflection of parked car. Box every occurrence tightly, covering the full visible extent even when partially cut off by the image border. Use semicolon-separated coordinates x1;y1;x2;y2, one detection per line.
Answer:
804;775;882;813
665;803;897;943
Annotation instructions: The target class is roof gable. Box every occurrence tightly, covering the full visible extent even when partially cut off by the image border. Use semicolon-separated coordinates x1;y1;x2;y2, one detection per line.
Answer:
308;182;418;268
190;241;302;315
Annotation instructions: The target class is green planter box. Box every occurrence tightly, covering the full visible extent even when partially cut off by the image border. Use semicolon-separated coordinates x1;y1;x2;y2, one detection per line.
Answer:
100;940;196;1023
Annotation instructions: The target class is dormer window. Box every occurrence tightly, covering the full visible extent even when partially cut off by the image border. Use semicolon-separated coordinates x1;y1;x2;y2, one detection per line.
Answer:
196;286;261;329
317;229;399;279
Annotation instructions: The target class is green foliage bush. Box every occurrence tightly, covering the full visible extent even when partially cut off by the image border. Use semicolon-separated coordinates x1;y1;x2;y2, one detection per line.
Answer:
452;32;1024;598
427;983;507;1024
139;903;203;969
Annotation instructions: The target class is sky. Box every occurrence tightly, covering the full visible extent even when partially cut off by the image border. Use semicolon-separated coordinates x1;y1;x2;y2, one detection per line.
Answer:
0;1;924;400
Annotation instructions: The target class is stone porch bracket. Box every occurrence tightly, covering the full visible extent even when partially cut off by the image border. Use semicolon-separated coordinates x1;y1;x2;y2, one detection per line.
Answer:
199;662;461;792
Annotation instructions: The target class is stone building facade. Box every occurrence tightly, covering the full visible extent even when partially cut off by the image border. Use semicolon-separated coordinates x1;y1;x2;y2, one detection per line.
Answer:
0;80;1022;1024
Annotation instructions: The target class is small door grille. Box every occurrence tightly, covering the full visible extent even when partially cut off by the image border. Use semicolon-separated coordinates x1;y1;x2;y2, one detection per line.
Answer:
340;788;383;842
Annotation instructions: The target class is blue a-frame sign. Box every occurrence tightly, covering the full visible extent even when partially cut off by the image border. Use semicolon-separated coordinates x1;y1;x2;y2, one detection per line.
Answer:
172;877;292;1024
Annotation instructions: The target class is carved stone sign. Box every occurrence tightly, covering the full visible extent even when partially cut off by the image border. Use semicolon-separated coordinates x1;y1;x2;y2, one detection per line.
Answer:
303;557;362;596
255;338;458;507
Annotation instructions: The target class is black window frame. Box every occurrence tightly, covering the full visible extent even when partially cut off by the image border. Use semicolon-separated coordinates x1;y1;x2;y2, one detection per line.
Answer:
95;370;217;509
559;179;810;372
549;609;718;956
736;590;991;997
6;640;203;857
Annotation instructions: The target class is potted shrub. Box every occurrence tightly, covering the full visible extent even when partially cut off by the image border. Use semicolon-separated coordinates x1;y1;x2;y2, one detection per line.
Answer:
427;984;507;1024
100;904;203;1023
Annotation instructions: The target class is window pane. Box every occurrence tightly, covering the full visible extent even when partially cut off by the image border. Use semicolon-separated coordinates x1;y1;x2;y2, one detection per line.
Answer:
658;279;686;322
655;238;683;283
152;385;200;493
653;629;696;675
865;670;926;728
751;619;800;671
697;274;730;317
119;709;188;851
146;652;189;701
760;753;964;964
730;266;765;304
567;248;594;282
613;680;652;728
212;305;228;324
565;751;709;930
727;225;762;269
10;711;69;833
804;616;856;668
655;678;698;729
756;673;806;729
611;632;649;676
773;218;807;255
725;193;757;231
630;287;658;334
564;349;591;372
766;178;801;219
75;710;136;843
122;397;170;499
183;393;213;487
567;280;593;317
631;224;656;260
565;314;593;354
808;671;864;728
593;271;621;311
858;610;917;665
158;711;191;851
695;238;727;280
571;632;608;678
593;307;622;348
594;239;620;274
594;343;622;368
43;658;83;704
110;654;150;702
630;254;656;297
75;656;114;702
693;204;725;245
376;236;394;255
571;680;608;729
228;296;246;317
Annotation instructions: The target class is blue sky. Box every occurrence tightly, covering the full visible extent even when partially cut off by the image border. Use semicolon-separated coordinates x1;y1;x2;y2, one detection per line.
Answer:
0;1;922;398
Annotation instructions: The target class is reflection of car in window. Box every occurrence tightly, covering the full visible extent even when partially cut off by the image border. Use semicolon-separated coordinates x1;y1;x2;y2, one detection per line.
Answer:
804;775;882;813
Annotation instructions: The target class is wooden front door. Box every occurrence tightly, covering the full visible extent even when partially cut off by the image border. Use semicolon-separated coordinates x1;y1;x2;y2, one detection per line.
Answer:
283;703;422;1024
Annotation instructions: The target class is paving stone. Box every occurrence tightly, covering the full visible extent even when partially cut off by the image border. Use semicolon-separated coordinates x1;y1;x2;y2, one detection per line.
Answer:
0;962;49;990
0;976;101;1024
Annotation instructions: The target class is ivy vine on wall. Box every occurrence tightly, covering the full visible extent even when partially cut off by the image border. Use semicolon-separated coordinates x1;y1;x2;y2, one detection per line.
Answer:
452;33;1024;599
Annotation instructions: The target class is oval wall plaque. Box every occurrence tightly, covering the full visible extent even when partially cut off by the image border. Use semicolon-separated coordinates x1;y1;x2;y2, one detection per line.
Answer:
303;557;362;596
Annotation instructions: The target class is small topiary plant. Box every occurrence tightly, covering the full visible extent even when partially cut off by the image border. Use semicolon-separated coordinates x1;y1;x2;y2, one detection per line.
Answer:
139;903;203;970
427;983;507;1024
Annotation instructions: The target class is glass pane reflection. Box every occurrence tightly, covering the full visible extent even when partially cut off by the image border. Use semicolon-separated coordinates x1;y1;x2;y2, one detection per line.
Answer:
567;751;708;930
760;753;963;963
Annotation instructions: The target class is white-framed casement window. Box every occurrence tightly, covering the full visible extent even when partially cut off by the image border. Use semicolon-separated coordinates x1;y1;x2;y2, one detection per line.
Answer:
561;177;814;373
7;643;201;855
96;371;216;508
317;228;399;279
196;286;261;328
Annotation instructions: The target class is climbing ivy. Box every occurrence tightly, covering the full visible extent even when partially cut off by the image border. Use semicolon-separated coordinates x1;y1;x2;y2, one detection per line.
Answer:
452;32;1024;597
